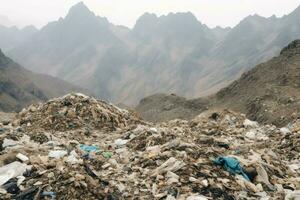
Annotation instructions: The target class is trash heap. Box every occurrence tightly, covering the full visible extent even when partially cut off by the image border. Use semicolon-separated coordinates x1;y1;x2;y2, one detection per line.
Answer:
15;93;140;132
0;95;299;200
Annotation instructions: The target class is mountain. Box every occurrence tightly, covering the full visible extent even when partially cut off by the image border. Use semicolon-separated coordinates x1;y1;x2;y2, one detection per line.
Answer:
136;40;300;126
8;2;300;105
214;39;300;126
0;48;88;112
0;25;37;52
0;15;13;27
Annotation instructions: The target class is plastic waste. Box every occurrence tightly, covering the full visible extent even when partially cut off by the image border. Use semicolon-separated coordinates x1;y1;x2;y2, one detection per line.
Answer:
66;150;80;164
42;191;57;200
243;119;259;128
48;150;68;159
285;190;300;200
13;186;39;199
280;127;291;134
102;151;113;158
214;156;250;181
186;195;208;200
2;138;19;148
152;157;185;177
149;127;158;132
114;139;128;146
0;161;30;186
17;176;25;186
79;144;100;153
16;153;29;162
2;181;20;194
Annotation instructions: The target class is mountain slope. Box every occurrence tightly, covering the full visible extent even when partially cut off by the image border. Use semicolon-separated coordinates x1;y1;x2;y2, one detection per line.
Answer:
136;40;300;126
215;39;300;125
8;2;300;105
0;49;88;112
136;93;209;122
8;2;218;104
0;25;37;52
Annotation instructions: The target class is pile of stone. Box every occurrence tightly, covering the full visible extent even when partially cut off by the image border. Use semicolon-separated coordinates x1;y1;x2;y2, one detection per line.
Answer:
0;95;299;200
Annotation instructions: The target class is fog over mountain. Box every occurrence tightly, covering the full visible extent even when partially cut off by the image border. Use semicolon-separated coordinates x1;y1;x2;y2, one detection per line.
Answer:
6;2;300;105
0;48;88;112
0;15;13;27
137;40;300;126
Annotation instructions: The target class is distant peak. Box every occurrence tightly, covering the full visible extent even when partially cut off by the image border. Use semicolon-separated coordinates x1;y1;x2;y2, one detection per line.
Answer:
71;1;87;10
167;11;195;18
66;1;95;19
134;12;158;28
244;14;265;21
137;12;158;21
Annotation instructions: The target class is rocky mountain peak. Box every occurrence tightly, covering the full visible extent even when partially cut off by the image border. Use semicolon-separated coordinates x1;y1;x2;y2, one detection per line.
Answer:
66;1;95;20
133;13;158;29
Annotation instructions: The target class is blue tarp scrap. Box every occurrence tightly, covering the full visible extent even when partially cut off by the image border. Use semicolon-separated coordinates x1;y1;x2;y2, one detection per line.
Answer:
79;144;100;153
213;156;250;181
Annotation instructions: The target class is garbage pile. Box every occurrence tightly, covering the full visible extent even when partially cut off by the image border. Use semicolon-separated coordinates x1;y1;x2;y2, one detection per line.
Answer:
15;93;140;132
0;95;299;200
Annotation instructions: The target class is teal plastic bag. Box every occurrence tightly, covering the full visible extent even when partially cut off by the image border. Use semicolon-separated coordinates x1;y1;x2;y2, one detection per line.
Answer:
79;144;100;153
214;156;250;181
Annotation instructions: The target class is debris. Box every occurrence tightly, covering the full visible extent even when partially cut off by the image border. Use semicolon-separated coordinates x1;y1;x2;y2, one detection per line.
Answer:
0;95;298;199
15;93;138;132
79;144;100;153
114;139;128;146
41;191;56;200
16;153;29;162
214;156;250;181
285;190;300;200
2;139;19;149
66;150;81;164
48;150;68;159
102;151;113;158
186;195;208;200
0;161;30;186
243;119;259;128
280;127;291;134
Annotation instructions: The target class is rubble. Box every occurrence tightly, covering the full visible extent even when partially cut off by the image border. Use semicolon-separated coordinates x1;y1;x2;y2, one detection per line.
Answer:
0;95;299;199
15;93;140;132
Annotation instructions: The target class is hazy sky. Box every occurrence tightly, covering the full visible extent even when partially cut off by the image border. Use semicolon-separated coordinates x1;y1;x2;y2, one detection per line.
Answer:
1;0;300;29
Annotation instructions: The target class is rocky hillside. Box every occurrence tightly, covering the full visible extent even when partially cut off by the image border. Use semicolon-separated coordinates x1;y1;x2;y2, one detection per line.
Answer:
0;49;88;112
9;2;300;105
0;25;37;52
215;39;300;126
136;93;209;122
137;40;300;126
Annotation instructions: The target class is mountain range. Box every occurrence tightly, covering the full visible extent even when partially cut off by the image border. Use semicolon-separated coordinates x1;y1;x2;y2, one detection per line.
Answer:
136;40;300;126
2;2;300;105
0;49;87;112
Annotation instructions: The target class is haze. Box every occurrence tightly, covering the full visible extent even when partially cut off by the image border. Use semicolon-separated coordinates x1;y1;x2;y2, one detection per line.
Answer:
0;0;300;28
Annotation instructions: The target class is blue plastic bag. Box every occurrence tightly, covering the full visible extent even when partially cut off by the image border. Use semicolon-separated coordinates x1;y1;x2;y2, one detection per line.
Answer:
79;144;100;153
214;156;250;181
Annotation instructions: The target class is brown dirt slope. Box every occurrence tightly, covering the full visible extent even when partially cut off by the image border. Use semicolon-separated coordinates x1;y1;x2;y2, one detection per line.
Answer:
215;39;300;126
136;40;300;126
136;93;209;123
0;49;89;112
